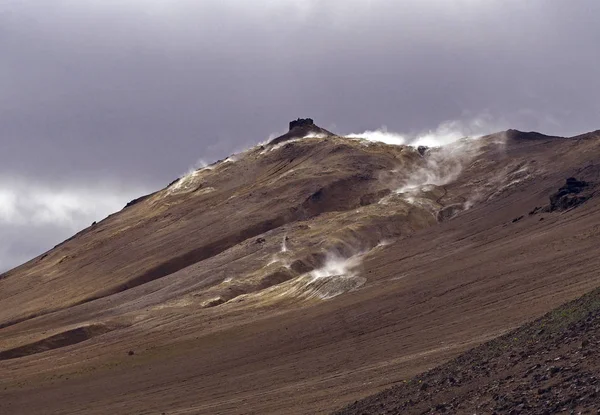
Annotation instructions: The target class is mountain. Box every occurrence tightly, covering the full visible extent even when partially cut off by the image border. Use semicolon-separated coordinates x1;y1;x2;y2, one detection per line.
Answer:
2;121;600;414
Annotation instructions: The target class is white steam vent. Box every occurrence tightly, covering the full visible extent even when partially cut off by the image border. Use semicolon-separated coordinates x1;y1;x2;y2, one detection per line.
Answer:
396;137;481;194
167;163;215;196
281;253;366;300
304;132;328;139
303;253;366;299
346;115;505;148
346;127;406;146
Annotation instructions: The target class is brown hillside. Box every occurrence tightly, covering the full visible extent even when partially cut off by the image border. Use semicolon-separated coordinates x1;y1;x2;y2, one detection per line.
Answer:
2;125;600;414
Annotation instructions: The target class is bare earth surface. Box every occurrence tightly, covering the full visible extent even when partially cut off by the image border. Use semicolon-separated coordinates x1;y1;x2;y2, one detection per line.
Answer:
335;287;600;415
2;124;600;414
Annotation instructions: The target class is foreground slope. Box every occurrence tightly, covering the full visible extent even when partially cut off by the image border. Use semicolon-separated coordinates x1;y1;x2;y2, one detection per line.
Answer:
335;286;600;414
2;125;600;414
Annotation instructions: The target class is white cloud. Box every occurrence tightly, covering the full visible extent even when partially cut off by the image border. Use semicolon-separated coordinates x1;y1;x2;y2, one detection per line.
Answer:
0;177;147;272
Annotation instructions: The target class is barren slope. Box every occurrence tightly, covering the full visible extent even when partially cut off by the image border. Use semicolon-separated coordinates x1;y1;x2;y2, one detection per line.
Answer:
2;126;600;414
335;284;600;414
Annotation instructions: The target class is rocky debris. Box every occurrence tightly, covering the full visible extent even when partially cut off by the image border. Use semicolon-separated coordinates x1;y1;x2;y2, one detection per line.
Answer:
289;118;314;131
334;287;600;415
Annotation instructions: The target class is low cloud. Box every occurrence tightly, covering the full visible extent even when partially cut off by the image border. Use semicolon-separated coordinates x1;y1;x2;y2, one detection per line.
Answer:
0;177;147;272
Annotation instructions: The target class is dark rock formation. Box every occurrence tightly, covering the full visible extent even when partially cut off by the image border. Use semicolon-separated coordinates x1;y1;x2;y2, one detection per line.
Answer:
268;118;334;146
289;118;314;131
527;177;593;215
547;177;591;212
417;146;429;156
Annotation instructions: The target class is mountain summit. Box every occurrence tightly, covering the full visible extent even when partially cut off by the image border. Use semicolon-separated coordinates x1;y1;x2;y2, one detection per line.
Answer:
2;126;600;414
268;117;334;145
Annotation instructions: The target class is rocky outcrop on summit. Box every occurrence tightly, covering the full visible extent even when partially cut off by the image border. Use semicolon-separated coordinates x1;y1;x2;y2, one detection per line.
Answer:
268;118;334;146
289;118;315;130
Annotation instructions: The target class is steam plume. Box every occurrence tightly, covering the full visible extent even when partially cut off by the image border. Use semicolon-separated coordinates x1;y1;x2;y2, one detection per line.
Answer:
347;115;507;148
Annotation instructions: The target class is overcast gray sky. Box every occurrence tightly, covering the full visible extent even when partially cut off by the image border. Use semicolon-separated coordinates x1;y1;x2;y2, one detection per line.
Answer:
1;0;599;271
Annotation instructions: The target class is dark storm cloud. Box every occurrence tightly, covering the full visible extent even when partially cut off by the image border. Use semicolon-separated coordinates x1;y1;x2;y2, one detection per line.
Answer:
3;0;599;182
1;0;599;270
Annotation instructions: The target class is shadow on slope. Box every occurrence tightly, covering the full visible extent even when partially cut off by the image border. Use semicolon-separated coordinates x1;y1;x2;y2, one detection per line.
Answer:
0;323;118;361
